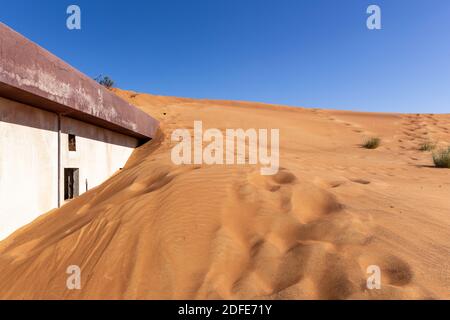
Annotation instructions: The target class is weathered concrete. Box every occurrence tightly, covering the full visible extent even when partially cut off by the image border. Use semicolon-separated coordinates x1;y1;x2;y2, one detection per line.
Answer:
60;116;138;202
0;97;59;239
0;96;139;240
0;22;158;141
0;24;160;240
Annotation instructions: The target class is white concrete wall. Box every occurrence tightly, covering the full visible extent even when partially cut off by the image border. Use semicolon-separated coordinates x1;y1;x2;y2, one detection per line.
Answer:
60;117;138;203
0;97;58;240
0;97;139;240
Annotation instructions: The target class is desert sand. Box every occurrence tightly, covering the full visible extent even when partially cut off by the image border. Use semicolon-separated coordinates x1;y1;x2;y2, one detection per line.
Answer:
0;89;449;299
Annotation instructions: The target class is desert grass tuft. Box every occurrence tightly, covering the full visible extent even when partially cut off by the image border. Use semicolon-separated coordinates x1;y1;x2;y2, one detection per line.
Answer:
419;141;436;152
432;147;450;168
362;137;381;149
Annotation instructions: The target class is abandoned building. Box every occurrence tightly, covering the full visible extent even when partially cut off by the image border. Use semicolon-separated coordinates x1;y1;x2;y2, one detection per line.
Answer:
0;23;158;240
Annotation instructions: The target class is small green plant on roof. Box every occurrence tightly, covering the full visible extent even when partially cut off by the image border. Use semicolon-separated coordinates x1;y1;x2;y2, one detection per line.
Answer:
419;141;436;152
362;137;381;149
94;75;115;89
432;147;450;168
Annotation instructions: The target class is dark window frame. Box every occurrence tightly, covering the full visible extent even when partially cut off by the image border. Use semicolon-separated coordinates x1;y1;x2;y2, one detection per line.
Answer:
68;134;76;151
64;168;79;200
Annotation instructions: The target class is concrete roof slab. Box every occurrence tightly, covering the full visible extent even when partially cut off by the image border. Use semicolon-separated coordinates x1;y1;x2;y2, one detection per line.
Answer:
0;22;158;140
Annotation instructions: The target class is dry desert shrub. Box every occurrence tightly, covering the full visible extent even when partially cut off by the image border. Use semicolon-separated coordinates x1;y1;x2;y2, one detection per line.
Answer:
419;141;436;152
433;147;450;168
362;137;381;149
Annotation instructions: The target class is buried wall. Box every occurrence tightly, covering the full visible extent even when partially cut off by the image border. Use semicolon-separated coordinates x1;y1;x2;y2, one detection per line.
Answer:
0;96;59;240
0;22;158;240
0;96;139;240
59;116;138;203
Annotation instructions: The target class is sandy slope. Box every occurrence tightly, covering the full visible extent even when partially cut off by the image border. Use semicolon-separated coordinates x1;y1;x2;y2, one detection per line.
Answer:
0;89;449;299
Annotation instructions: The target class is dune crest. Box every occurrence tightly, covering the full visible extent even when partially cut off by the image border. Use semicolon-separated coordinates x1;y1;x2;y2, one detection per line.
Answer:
0;89;449;299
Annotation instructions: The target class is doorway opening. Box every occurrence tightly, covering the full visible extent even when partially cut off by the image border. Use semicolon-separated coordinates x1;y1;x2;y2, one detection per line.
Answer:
64;168;79;200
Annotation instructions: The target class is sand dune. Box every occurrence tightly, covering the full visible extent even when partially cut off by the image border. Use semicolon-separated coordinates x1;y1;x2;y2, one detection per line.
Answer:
0;89;449;299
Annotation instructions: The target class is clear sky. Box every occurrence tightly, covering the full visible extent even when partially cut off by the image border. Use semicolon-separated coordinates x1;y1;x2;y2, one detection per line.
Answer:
1;0;449;113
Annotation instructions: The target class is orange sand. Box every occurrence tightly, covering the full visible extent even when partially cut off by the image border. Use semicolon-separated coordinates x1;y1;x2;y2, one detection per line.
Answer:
0;89;449;299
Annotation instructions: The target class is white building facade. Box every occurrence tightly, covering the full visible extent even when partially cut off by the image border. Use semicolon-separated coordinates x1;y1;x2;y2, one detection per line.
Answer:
0;23;158;240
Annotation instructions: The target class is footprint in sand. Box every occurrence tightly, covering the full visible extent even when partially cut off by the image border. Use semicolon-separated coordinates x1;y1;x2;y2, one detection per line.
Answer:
350;179;371;185
214;168;381;299
271;170;297;185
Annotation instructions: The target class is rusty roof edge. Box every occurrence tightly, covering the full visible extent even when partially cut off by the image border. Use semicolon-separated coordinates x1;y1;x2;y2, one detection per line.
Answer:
0;22;159;140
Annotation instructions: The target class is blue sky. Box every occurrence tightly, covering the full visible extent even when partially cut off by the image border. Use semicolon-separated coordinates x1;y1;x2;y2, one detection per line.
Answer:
1;0;449;113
